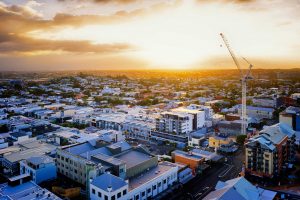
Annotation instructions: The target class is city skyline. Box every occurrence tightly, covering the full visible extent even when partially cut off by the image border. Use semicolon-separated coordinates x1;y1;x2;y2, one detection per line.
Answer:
0;0;300;71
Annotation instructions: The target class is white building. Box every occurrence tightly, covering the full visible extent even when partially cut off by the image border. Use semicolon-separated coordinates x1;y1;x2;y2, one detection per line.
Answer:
91;113;126;131
101;86;121;95
171;107;205;130
122;116;155;141
291;93;300;100
187;104;214;120
156;111;193;134
90;162;178;200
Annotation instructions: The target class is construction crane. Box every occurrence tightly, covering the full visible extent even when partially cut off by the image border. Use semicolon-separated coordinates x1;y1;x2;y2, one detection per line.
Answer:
220;33;253;135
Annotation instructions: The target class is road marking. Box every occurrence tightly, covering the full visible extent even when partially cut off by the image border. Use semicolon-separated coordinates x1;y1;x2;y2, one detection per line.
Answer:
218;165;234;178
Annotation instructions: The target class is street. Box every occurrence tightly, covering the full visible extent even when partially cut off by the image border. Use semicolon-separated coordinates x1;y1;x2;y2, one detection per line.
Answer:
160;148;245;200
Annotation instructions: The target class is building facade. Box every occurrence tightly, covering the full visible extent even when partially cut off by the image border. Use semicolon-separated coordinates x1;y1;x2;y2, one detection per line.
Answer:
156;111;193;135
56;144;104;186
90;162;178;200
245;123;295;178
20;155;57;184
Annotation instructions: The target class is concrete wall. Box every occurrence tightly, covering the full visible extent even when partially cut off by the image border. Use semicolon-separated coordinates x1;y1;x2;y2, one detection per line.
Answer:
126;156;158;178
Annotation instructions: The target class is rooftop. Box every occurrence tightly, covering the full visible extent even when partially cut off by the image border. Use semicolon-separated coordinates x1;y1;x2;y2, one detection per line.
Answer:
64;142;95;156
172;150;204;161
4;141;56;163
203;177;276;200
92;153;125;166
0;181;61;200
246;123;295;150
191;149;223;162
26;155;54;166
128;162;177;191
91;173;127;192
237;105;274;112
115;150;153;169
10;132;28;138
171;107;203;114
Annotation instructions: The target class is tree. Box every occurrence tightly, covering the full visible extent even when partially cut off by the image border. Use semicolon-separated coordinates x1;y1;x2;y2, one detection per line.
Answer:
236;135;247;145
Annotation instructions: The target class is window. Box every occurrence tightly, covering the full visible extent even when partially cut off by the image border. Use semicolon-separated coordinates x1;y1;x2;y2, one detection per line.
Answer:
163;179;166;184
135;195;139;200
142;191;145;197
123;190;127;195
74;169;77;174
98;192;102;197
117;192;121;198
61;156;64;161
153;185;157;190
158;182;161;187
147;188;151;193
105;195;108;200
111;195;115;200
92;189;95;194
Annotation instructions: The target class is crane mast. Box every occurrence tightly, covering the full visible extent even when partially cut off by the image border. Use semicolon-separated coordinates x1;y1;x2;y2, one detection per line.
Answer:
220;33;253;135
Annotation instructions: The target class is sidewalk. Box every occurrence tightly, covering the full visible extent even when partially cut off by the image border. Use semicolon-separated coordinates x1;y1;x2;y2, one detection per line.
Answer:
153;183;181;200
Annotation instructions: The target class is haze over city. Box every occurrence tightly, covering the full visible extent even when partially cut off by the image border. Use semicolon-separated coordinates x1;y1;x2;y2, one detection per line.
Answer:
0;0;300;71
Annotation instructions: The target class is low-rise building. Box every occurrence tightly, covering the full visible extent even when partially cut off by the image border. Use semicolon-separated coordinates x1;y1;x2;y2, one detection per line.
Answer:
1;138;57;175
252;96;277;108
123;118;155;141
20;155;57;184
90;161;178;200
56;142;104;186
0;176;61;200
279;106;300;131
203;177;277;200
91;113;126;131
56;141;157;187
209;134;238;153
238;105;274;120
209;134;235;149
188;129;206;147
10;132;30;145
217;120;243;136
171;150;205;175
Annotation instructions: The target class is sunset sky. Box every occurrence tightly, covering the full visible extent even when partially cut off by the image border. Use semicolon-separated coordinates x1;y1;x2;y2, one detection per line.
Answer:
0;0;300;71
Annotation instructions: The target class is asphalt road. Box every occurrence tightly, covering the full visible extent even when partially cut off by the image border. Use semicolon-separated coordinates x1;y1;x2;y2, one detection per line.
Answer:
161;148;245;200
